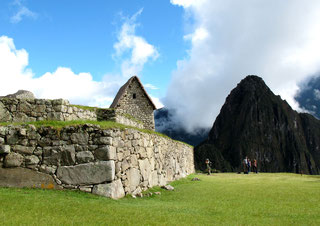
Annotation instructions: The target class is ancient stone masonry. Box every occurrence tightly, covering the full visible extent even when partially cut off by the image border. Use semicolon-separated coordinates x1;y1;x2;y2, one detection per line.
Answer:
0;98;144;129
0;124;194;199
110;76;157;131
0;98;96;122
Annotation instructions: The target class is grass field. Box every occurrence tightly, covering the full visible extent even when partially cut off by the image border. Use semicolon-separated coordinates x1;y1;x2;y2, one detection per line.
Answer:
0;173;319;225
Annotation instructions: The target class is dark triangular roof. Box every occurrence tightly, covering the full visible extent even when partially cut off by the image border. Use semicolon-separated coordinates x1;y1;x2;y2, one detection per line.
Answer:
110;76;157;110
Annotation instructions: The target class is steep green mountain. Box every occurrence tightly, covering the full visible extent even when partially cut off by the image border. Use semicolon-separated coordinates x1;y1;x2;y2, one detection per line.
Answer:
195;75;320;174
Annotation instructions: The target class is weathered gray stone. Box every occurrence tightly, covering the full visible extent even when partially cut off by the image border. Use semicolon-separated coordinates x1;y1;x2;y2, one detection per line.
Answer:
43;147;61;165
0;145;10;154
3;90;35;99
0;167;61;189
158;174;167;187
162;185;174;191
47;112;64;121
12;145;35;155
139;159;151;182
94;146;116;160
121;159;130;172
127;168;141;192
79;186;92;193
53;105;68;113
97;137;112;145
4;152;24;168
52;99;69;106
76;151;94;163
57;161;115;185
0;127;7;136
115;162;121;174
92;179;125;199
25;155;40;165
0;102;12;122
60;145;76;166
131;187;142;198
71;133;89;145
6;133;19;145
149;171;158;187
39;165;57;175
129;154;138;167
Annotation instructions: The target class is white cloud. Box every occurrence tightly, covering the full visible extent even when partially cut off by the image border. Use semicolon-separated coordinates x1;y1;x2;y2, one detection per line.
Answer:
0;35;116;107
10;0;37;23
166;0;320;132
184;27;209;44
113;8;159;77
314;89;320;101
170;0;206;8
144;83;159;90
150;95;164;109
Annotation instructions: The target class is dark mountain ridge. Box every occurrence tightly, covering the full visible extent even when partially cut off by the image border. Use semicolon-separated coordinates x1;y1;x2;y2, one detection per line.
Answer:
195;75;320;174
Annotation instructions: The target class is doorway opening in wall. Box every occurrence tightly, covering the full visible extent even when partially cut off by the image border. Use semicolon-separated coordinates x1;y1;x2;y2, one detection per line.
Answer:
133;93;136;99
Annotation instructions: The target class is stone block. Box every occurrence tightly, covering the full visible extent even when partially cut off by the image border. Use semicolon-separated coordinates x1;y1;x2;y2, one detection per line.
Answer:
12;145;35;155
56;161;115;185
121;159;130;172
0;102;12;122
71;133;89;145
4;152;24;168
148;171;158;187
39;165;57;175
60;145;76;166
47;112;64;121
127;167;141;192
53;105;68;113
79;186;92;193
94;146;116;160
35;105;46;113
76;151;94;163
6;133;19;145
25;155;40;165
52;99;69;106
0;145;10;154
97;137;112;145
139;159;151;182
0;127;7;136
0;167;60;189
92;179;125;199
42;147;61;165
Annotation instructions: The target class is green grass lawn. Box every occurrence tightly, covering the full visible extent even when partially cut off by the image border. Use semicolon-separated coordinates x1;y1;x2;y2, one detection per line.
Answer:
1;173;319;225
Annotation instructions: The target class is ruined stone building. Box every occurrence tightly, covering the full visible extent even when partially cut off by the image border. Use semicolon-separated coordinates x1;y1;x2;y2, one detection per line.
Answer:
110;76;156;130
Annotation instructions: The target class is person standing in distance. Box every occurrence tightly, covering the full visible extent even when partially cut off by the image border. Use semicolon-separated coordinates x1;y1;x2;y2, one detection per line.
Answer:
205;158;211;175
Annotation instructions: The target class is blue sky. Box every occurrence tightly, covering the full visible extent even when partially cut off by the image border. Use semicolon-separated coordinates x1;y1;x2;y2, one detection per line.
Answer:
0;0;188;104
2;0;320;131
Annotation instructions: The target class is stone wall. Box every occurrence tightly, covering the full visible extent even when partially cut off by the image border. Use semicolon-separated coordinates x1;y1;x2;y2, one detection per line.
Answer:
0;124;194;199
97;109;144;129
0;98;145;129
115;79;155;130
0;98;96;122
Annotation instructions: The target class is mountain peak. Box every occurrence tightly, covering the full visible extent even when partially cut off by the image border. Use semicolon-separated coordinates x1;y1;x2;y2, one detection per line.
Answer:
195;75;320;174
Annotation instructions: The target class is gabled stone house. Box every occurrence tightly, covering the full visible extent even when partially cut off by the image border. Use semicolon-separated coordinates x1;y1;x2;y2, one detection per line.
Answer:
110;76;156;130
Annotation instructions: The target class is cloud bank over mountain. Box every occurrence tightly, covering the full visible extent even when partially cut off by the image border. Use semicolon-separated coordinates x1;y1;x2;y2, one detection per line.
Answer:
165;0;320;132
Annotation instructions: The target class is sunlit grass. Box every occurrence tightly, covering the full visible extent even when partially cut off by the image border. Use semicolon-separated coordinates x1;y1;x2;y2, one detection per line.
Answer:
0;173;319;225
